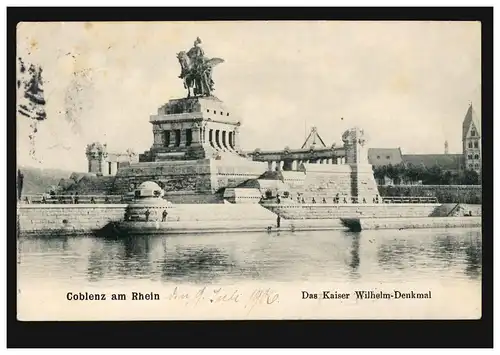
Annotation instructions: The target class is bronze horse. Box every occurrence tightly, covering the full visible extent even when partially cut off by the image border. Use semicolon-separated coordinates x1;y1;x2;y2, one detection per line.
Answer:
177;51;224;97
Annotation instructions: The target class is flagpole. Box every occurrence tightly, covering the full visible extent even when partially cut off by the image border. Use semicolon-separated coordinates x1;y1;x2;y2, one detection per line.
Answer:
304;119;306;142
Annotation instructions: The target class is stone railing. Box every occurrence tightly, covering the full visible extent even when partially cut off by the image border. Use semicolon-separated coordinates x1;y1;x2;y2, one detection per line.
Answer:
267;195;439;204
19;194;124;204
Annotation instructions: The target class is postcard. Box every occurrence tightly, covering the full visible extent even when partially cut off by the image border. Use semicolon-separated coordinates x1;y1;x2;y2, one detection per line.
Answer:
16;20;482;321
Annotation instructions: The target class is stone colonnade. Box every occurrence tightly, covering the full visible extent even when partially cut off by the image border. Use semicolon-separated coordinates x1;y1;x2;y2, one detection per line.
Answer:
205;127;238;151
155;125;238;151
97;160;120;176
266;157;347;171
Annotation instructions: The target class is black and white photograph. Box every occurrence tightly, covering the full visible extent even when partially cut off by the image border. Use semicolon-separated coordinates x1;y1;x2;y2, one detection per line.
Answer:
13;15;488;325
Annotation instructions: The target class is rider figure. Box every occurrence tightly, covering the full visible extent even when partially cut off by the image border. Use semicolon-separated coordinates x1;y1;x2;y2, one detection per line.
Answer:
187;37;212;95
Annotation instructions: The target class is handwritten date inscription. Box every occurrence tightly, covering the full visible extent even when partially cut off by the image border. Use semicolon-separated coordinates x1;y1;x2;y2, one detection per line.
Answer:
167;286;280;314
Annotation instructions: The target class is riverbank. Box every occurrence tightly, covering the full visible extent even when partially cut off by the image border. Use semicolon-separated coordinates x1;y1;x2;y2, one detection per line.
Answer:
17;203;482;237
340;216;482;232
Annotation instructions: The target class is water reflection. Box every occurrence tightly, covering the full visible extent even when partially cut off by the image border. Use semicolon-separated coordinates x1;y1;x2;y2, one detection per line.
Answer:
376;230;482;280
347;233;360;277
159;246;237;283
377;239;419;270
18;229;483;284
464;238;482;278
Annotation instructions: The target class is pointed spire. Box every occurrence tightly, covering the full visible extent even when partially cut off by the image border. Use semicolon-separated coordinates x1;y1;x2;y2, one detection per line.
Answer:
463;101;481;138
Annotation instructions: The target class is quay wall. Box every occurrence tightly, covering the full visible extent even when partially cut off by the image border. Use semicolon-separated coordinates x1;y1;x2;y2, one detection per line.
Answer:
378;185;482;204
17;203;482;236
263;203;441;219
17;204;127;235
359;217;482;231
17;203;278;235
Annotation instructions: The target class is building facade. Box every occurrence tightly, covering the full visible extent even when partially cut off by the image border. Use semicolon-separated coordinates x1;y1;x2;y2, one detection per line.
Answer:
368;103;481;179
85;142;139;176
462;104;482;175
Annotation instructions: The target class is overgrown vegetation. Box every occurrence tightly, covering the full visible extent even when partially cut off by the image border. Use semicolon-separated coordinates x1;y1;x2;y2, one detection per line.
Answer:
372;163;480;185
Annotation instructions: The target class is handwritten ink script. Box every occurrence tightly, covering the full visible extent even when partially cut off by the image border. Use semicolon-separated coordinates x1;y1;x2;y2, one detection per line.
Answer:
166;286;280;314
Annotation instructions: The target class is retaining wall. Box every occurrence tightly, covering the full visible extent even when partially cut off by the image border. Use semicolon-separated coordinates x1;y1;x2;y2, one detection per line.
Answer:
378;185;482;204
359;216;482;230
17;203;278;235
17;204;127;234
263;203;441;219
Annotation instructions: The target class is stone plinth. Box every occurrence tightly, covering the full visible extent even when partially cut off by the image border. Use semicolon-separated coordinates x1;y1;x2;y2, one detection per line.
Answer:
143;96;242;162
112;156;268;204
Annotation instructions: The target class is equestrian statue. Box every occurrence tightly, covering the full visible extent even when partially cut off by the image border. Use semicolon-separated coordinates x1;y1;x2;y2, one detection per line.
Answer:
177;37;225;97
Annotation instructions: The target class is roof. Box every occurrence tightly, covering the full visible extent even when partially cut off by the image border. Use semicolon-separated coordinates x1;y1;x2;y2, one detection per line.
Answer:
301;127;327;149
368;148;403;166
402;154;464;171
463;104;481;138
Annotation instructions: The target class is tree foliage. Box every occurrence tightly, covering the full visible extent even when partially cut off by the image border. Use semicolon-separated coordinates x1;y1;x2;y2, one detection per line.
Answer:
372;163;480;185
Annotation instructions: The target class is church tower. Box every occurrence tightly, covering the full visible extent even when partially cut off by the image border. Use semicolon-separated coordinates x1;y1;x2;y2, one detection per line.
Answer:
462;103;481;175
444;140;449;154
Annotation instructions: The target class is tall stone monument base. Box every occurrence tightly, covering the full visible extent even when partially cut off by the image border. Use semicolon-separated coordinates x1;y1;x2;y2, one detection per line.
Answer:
112;94;269;203
140;96;243;163
113;155;268;204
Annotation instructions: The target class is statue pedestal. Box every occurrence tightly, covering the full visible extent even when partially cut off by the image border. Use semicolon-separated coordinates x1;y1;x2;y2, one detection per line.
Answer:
114;96;268;203
141;96;242;162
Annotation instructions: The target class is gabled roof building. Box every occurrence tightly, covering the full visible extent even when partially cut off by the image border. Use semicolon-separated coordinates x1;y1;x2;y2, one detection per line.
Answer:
368;103;480;176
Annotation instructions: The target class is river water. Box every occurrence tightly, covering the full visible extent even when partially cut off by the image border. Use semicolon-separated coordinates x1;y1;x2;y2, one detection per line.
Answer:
16;228;482;320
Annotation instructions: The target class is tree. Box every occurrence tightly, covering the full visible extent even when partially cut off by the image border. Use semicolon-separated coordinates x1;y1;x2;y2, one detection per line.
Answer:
373;165;387;181
17;57;47;162
385;164;402;184
373;162;479;186
460;169;480;185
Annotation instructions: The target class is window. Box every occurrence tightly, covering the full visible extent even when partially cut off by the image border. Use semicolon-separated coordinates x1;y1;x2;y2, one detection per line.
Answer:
471;130;476;137
214;110;216;114
468;142;472;148
185;129;192;147
174;129;181;147
376;156;380;159
386;156;390;159
220;111;223;115
164;131;170;147
474;141;479;148
222;131;227;149
475;164;479;169
207;109;210;113
469;164;473;169
468;154;472;160
209;129;214;147
215;130;222;149
474;154;479;159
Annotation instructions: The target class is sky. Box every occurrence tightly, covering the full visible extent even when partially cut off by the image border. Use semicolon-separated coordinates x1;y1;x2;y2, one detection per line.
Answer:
16;21;481;172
